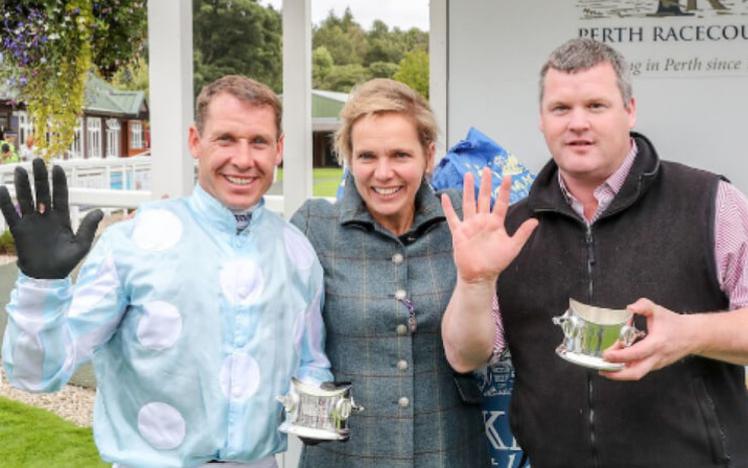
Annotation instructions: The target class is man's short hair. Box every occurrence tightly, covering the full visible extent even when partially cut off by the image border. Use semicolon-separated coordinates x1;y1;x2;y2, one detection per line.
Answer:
1;143;9;153
334;78;438;166
539;38;633;108
194;75;282;138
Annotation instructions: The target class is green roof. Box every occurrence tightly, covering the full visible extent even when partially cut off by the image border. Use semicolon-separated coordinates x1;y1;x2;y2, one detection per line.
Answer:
1;73;146;117
312;90;347;118
84;74;146;116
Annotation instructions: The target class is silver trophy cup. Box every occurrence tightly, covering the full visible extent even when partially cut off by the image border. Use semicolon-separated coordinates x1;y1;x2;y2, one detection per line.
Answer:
277;378;364;441
552;298;646;371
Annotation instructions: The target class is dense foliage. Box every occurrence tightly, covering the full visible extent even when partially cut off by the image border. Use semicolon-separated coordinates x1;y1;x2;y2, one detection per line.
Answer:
193;0;283;95
312;9;429;94
0;0;147;159
193;2;429;95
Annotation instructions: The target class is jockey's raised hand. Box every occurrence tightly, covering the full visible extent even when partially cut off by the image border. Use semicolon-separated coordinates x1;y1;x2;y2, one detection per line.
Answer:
0;158;103;279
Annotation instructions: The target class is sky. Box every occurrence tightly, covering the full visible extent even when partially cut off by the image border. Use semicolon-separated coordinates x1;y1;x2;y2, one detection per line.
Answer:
260;0;430;31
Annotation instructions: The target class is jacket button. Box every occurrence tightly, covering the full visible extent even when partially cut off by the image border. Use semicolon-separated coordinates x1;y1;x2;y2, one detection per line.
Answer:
392;253;404;264
396;324;408;336
397;360;408;371
398;397;410;408
394;289;407;300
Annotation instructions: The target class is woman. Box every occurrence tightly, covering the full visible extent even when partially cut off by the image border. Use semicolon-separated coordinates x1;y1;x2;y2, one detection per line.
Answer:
291;79;492;467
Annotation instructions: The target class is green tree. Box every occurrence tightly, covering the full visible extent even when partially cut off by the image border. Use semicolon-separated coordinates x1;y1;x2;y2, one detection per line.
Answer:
111;56;149;97
313;8;368;66
394;49;429;98
91;1;148;79
364;21;404;65
193;0;282;94
396;28;429;53
312;46;334;89
320;64;371;92
368;61;399;79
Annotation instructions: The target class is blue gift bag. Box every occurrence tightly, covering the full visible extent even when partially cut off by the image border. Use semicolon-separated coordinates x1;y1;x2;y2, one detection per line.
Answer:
431;127;534;206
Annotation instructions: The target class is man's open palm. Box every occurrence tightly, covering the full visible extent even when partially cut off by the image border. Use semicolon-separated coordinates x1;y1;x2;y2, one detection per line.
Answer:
441;169;538;283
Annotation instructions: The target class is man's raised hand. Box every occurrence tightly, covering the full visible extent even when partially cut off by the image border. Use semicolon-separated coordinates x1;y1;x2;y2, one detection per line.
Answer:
0;158;103;279
441;168;538;283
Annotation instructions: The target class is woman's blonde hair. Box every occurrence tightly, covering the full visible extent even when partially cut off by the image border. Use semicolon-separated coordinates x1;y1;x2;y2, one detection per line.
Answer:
334;79;437;166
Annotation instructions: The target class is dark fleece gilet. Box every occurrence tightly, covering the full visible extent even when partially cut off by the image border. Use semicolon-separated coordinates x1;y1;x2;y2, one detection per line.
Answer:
499;133;748;468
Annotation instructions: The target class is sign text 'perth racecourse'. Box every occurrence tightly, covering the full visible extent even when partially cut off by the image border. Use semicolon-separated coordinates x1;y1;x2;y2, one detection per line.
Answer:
578;24;748;43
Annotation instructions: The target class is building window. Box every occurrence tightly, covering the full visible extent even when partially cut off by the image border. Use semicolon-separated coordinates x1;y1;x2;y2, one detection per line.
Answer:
69;118;83;159
106;119;121;157
13;111;33;145
87;117;102;158
130;121;143;150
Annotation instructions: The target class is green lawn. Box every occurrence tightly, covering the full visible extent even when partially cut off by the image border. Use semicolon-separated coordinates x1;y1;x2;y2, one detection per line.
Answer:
277;167;343;197
0;397;106;467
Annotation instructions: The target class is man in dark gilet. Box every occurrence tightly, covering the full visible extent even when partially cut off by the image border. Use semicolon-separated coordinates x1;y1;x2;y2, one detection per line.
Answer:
440;38;748;467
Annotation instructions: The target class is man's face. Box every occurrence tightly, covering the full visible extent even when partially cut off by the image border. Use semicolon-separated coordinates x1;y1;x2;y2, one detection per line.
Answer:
189;93;283;211
540;62;636;189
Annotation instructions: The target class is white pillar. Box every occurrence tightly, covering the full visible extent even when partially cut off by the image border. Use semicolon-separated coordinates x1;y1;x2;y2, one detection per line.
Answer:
147;0;194;199
430;0;449;159
282;0;313;219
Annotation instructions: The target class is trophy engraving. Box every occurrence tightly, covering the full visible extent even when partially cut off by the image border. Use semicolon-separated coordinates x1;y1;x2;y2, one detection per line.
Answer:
277;378;364;441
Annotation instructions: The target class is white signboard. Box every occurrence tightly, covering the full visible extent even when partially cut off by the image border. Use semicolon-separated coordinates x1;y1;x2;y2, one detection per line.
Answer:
447;0;748;191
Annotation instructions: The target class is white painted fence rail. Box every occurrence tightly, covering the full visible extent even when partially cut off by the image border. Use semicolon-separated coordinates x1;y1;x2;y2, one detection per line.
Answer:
0;156;153;191
0;158;287;233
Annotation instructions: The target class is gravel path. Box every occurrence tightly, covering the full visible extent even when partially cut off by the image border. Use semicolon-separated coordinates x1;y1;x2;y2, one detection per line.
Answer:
0;368;95;427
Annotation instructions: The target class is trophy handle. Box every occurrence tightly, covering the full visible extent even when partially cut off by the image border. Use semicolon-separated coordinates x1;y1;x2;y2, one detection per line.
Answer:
276;393;299;413
552;310;582;339
350;399;364;413
619;325;646;347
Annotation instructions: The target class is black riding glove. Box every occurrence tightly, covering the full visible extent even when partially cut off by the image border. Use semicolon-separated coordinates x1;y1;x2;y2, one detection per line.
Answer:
0;158;103;279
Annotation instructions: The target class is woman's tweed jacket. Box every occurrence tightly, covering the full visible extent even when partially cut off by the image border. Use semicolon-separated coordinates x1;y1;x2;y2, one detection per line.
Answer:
290;176;489;468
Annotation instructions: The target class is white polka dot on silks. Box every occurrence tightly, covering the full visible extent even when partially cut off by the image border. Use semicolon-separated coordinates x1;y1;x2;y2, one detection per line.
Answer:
219;259;265;306
136;301;182;350
132;209;183;251
137;402;186;450
219;353;261;401
283;226;315;270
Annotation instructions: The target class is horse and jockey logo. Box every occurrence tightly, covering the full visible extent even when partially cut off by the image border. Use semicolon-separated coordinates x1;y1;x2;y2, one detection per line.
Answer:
578;0;748;19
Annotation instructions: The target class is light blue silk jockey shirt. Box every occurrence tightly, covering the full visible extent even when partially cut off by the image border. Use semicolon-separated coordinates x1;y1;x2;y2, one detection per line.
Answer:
2;184;332;468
